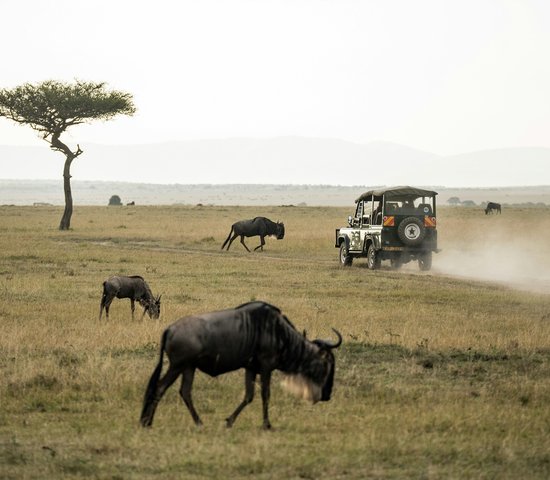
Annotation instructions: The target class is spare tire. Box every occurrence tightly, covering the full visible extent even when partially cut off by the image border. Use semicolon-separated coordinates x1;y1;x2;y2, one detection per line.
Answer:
397;217;426;246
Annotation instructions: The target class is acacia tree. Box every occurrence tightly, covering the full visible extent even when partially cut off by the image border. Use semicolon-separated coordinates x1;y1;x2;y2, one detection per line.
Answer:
0;80;135;229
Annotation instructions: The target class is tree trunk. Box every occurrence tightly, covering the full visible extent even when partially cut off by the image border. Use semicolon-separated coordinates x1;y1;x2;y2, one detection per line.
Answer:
59;157;73;230
50;134;82;231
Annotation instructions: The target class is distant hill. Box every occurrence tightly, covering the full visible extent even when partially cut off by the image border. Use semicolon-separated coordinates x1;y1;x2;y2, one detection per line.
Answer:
1;138;550;186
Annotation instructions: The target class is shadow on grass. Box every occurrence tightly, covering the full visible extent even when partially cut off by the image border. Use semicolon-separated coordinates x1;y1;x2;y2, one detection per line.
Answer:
340;341;550;367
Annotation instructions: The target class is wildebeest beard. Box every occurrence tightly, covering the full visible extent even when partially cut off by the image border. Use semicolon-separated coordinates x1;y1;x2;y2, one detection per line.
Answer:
280;374;323;404
280;354;335;404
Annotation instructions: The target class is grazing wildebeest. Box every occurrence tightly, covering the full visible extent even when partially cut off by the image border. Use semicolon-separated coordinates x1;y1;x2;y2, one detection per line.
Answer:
140;301;342;430
485;202;502;214
99;275;161;321
221;217;285;252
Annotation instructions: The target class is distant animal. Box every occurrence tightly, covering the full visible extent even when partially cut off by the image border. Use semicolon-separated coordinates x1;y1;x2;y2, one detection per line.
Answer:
485;202;502;215
99;275;161;321
127;201;135;206
140;301;342;430
221;217;285;252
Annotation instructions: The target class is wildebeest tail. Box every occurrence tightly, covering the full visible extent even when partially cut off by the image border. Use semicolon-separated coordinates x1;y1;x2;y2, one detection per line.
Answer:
99;281;108;320
140;329;168;424
221;226;234;250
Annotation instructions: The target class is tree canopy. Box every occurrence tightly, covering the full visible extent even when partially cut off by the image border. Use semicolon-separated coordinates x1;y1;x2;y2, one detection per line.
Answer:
0;80;135;142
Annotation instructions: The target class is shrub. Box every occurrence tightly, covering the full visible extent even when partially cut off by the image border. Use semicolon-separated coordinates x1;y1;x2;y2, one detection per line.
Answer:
108;195;122;206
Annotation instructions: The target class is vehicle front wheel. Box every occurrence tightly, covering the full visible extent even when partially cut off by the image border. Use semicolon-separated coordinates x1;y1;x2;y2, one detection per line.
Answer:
367;244;381;270
339;243;353;266
418;251;432;271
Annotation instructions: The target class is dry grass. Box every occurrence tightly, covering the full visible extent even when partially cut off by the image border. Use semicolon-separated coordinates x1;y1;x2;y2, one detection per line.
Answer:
1;204;549;479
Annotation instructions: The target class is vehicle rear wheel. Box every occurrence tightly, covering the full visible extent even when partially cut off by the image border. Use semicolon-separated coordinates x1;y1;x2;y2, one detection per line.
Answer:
418;251;432;271
397;217;426;246
339;242;353;266
367;244;381;270
390;257;403;270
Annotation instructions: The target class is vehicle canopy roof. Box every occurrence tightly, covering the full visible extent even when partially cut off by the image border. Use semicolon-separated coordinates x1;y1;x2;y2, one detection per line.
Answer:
355;186;438;203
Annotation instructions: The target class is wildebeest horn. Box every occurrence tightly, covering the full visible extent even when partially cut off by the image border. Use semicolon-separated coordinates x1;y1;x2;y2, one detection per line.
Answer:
330;327;342;348
315;327;342;348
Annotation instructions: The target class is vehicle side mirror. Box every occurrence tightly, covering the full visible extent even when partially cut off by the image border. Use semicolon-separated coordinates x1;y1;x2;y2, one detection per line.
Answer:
348;215;353;227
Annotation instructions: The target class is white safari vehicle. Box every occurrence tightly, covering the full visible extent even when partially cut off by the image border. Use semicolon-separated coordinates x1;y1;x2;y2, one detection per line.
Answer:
335;186;439;271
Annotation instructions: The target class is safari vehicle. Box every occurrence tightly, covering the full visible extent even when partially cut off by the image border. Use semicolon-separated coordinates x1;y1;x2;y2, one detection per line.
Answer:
335;186;439;271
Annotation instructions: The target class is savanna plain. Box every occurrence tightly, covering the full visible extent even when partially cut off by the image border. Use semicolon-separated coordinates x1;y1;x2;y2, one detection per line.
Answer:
1;204;549;479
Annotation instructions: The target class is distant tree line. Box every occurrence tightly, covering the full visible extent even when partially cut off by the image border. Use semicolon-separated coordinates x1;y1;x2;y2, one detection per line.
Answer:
446;197;547;207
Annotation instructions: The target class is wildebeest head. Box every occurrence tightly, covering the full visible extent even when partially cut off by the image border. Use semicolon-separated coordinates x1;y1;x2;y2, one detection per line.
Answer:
282;328;342;404
147;295;162;319
276;221;285;240
313;328;342;401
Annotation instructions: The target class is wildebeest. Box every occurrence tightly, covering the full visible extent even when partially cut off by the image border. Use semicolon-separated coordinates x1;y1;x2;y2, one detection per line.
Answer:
221;217;285;252
99;275;161;321
485;202;502;214
140;301;342;430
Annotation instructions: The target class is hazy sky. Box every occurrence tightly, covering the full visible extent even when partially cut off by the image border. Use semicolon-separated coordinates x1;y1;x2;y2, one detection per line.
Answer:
1;0;549;158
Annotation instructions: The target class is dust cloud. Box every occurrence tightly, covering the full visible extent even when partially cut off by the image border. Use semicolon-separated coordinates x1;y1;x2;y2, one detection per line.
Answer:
432;242;550;295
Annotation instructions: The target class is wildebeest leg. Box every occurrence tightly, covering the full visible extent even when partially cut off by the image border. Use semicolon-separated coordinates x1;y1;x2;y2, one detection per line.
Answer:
141;366;181;427
99;294;111;320
254;236;265;251
130;299;136;320
102;296;114;320
226;369;256;428
226;232;239;251
260;371;272;430
221;227;234;250
240;235;251;252
140;301;148;320
179;367;202;426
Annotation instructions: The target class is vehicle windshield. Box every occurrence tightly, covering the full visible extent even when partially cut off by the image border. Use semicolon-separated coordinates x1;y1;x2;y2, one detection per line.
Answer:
356;196;384;225
384;195;435;216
